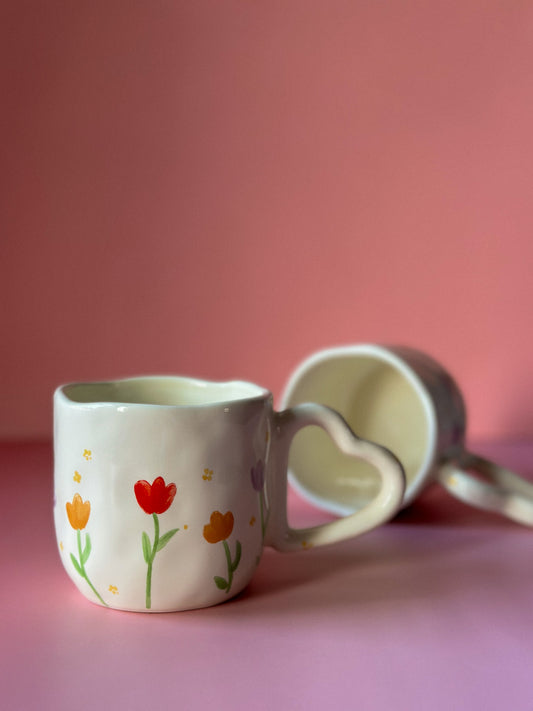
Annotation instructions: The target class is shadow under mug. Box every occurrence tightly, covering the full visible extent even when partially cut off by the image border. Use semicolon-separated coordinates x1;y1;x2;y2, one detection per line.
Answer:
54;376;405;612
281;345;533;525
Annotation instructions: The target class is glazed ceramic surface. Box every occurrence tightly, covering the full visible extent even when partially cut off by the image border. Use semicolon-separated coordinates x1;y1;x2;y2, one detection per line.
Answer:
54;376;405;612
282;345;533;525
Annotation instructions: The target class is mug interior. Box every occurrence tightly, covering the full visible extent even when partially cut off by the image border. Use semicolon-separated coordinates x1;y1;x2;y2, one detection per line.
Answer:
61;377;268;408
285;351;434;512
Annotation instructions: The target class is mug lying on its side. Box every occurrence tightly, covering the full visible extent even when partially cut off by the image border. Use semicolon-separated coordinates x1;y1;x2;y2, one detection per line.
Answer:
281;345;533;525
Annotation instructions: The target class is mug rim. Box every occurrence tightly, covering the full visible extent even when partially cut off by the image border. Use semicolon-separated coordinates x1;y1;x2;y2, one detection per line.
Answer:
281;343;439;511
55;375;271;410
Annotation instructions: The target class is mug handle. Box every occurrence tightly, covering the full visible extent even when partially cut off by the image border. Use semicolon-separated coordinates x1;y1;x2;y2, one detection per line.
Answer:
265;403;406;552
438;451;533;526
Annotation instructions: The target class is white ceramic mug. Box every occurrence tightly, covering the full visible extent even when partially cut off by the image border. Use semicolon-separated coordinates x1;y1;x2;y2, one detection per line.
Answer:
281;345;533;525
54;375;405;612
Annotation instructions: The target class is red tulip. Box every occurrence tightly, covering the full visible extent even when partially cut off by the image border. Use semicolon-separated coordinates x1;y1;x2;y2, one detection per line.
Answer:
134;476;177;515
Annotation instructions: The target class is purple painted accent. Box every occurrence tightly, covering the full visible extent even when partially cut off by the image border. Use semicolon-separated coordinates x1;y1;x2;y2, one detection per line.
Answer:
250;459;265;492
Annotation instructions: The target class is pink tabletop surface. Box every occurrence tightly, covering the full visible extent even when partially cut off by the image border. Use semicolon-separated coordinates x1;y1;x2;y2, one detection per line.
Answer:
2;441;532;710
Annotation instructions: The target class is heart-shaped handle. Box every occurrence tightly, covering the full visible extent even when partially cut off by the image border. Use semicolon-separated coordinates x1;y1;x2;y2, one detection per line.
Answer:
265;403;406;551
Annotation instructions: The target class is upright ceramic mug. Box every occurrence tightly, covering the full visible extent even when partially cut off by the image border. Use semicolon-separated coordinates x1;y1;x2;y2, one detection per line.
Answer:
281;345;533;525
54;376;405;612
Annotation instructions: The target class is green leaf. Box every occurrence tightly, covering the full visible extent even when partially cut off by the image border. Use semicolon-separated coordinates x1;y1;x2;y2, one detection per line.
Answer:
232;540;242;572
214;576;228;590
156;528;179;552
142;531;152;564
81;533;92;565
70;553;83;576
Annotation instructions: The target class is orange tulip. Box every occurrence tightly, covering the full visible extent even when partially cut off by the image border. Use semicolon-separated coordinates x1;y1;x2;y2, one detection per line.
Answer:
66;493;91;530
203;510;234;544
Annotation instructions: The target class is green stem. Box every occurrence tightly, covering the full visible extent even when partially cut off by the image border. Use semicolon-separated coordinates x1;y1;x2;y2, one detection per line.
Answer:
76;529;108;607
146;513;160;609
223;540;233;593
146;559;152;609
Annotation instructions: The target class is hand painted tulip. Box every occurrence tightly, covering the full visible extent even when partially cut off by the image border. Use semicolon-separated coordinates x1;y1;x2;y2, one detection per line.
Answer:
134;476;177;515
204;511;241;594
66;493;91;530
203;511;234;544
65;494;107;606
134;476;179;609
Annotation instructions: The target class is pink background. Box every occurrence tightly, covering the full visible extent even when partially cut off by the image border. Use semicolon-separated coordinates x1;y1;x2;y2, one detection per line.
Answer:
2;1;532;441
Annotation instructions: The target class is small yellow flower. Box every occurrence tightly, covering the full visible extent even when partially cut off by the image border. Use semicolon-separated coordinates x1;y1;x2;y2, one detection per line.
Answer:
202;468;213;481
183;524;188;530
108;585;119;595
73;471;81;483
249;516;256;526
83;449;92;461
59;541;64;551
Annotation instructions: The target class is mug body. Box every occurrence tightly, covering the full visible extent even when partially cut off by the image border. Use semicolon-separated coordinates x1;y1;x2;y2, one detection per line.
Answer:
54;377;272;612
281;345;466;514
